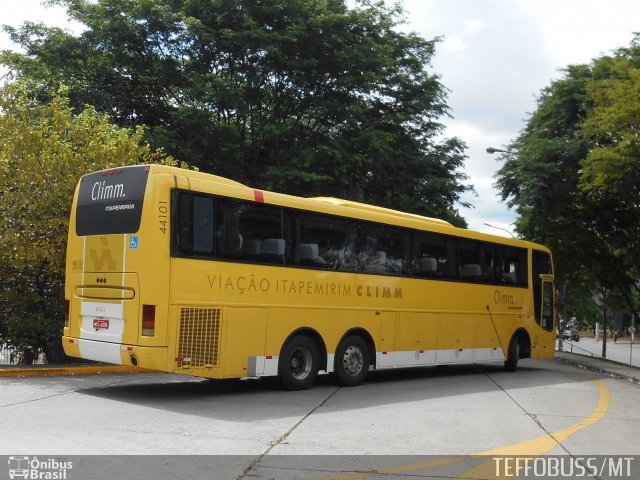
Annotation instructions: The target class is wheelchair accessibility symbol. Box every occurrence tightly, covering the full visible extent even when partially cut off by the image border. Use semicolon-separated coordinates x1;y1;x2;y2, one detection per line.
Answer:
130;236;139;249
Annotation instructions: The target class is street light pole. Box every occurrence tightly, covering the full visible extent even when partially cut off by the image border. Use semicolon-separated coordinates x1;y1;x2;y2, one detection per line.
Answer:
483;223;516;238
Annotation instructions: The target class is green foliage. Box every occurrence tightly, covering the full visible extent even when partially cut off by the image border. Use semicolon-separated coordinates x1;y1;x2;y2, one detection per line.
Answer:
495;35;640;327
494;64;592;281
580;56;640;301
0;82;180;363
1;0;471;226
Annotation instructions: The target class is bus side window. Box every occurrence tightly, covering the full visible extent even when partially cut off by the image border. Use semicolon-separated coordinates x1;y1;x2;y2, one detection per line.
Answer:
192;195;214;255
173;191;192;255
296;214;355;271
357;223;408;275
216;198;291;264
215;203;243;256
496;247;527;286
458;241;493;282
412;232;454;278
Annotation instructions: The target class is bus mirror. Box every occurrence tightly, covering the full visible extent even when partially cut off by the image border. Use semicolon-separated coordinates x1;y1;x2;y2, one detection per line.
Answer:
539;273;554;281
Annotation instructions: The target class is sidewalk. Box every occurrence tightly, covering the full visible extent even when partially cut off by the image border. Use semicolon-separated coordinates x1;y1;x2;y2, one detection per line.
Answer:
555;350;640;385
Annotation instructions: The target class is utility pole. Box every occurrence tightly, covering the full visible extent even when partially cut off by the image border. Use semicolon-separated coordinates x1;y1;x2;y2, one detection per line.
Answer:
601;287;608;358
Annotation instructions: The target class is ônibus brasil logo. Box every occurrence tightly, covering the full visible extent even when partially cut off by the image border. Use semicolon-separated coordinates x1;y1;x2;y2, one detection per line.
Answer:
8;456;73;479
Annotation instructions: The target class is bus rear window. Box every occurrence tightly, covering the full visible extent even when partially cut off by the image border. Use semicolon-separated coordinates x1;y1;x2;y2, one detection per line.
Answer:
76;165;150;236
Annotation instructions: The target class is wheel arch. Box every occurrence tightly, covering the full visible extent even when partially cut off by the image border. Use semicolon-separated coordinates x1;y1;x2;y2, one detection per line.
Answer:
338;327;377;367
511;327;532;359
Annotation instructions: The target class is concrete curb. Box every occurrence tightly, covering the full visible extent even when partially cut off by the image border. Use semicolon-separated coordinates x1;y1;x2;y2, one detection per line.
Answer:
4;354;638;383
555;353;640;386
0;365;146;378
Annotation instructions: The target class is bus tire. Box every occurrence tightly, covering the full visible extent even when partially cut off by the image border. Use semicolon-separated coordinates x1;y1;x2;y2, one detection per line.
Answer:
334;335;370;387
504;334;520;372
278;335;319;390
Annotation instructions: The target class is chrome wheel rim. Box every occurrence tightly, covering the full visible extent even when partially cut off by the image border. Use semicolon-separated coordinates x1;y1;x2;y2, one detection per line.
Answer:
342;345;364;377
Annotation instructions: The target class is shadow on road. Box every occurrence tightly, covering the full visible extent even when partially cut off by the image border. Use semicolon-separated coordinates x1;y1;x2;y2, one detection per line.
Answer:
75;359;594;422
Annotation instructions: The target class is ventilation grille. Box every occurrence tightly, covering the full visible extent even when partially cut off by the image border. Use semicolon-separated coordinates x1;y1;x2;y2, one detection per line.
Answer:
177;307;221;368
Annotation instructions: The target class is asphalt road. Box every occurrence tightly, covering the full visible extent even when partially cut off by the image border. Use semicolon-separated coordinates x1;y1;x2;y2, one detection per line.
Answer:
1;359;638;479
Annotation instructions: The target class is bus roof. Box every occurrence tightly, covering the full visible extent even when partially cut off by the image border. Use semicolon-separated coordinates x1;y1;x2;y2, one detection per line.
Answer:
310;197;453;228
148;164;550;253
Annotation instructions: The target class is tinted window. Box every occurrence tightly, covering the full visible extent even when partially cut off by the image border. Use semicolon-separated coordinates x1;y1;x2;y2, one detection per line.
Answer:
193;196;214;254
458;241;494;282
542;281;554;330
413;233;455;278
170;190;532;289
357;223;408;274
76;165;149;235
533;250;552;276
496;247;527;286
296;214;355;270
216;198;291;264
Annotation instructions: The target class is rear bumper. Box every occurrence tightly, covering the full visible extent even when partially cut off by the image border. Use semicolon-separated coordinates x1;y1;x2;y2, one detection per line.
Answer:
62;336;168;371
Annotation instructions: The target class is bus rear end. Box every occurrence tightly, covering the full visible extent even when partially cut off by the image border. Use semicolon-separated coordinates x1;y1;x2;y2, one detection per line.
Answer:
63;165;171;371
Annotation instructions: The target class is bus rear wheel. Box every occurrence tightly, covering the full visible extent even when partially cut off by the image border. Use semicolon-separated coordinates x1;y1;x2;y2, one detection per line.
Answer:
504;334;520;372
334;335;370;387
278;335;319;390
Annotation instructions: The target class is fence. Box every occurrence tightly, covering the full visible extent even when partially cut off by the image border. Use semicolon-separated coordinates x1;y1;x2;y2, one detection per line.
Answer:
0;345;48;366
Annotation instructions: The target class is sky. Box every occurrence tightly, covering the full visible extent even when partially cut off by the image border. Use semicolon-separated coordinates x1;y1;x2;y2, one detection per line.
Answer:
399;0;640;236
1;0;640;236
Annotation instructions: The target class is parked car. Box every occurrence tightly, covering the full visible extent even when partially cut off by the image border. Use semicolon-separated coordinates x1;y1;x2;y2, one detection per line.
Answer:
558;330;580;342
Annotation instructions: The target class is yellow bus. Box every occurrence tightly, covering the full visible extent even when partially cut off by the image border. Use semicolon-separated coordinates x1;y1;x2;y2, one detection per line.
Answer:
63;164;556;390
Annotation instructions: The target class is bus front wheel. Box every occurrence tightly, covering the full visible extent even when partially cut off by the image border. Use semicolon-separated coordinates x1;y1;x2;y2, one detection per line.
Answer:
334;335;370;387
278;335;319;390
505;334;520;372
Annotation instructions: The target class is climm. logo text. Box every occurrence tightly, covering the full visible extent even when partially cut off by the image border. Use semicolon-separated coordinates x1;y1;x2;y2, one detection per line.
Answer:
91;181;126;201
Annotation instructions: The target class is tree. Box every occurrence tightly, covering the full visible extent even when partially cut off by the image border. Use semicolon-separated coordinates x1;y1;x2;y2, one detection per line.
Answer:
0;82;182;363
494;63;595;282
495;36;640;356
1;0;472;226
581;54;640;297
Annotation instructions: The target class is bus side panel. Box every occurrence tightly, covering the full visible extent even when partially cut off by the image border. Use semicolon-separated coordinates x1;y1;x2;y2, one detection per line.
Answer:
473;314;505;362
377;311;396;368
492;314;518;359
223;308;267;378
394;312;438;367
436;314;475;364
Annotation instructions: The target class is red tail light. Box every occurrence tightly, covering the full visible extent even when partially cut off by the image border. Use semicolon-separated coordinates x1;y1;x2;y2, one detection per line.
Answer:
142;305;155;336
64;300;70;327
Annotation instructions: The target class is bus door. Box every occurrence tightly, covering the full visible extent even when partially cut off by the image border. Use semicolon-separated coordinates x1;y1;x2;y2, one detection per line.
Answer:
540;277;555;332
532;250;554;332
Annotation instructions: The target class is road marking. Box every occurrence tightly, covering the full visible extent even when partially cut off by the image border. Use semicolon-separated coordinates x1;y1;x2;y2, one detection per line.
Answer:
479;379;609;456
314;378;610;480
459;379;610;478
